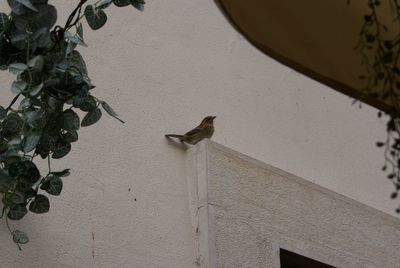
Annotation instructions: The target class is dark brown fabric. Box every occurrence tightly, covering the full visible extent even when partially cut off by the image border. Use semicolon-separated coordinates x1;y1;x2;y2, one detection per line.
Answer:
216;0;392;112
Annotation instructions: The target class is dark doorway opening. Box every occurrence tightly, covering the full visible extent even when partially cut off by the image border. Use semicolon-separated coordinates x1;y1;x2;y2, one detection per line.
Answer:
280;249;336;268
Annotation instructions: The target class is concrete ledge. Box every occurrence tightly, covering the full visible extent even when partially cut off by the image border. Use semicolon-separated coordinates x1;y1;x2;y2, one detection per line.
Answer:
186;140;400;268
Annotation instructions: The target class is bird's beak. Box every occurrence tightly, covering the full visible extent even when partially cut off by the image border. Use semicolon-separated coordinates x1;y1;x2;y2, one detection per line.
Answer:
212;116;216;120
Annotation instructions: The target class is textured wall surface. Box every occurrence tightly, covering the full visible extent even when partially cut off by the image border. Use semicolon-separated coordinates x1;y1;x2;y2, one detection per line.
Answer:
186;140;400;268
0;0;398;267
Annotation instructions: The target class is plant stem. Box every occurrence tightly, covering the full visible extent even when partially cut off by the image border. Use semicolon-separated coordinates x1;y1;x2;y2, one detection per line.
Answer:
6;94;20;111
5;214;21;250
48;156;51;173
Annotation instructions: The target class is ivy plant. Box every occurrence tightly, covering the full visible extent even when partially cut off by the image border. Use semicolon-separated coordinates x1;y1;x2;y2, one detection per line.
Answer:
0;0;144;249
355;0;400;212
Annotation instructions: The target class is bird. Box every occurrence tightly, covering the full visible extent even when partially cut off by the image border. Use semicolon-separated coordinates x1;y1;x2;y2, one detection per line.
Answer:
165;116;216;145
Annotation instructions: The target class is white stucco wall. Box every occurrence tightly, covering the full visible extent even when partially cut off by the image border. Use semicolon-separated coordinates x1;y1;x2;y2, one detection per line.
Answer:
0;1;397;267
186;140;400;268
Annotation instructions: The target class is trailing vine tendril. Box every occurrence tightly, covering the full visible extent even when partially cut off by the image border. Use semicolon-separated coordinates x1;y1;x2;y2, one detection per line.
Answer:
354;0;400;212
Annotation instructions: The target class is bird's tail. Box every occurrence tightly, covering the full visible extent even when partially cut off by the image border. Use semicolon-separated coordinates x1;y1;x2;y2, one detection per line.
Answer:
165;134;184;139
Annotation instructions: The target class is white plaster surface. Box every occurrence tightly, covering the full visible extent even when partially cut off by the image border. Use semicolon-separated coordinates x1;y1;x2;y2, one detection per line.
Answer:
186;140;400;268
0;0;397;267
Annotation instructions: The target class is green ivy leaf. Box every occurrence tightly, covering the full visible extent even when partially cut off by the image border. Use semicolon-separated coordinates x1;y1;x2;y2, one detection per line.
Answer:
8;161;25;178
9;30;27;50
23;131;41;153
65;41;77;56
97;0;113;9
0;13;10;34
11;80;27;94
0;169;13;192
12;230;29;244
8;204;28;220
0;106;7;120
27;55;44;72
76;22;83;39
62;109;80;131
50;169;70;177
13;4;57;32
11;191;25;204
63;130;78;143
52;140;71;159
113;0;130;7
18;98;31;110
376;142;385;147
3;113;23;137
29;82;43;96
101;101;125;123
25;109;46;128
17;176;34;192
0;137;8;149
2;194;13;207
25;161;41;182
100;101;118;117
31;27;51;48
30;0;48;4
15;0;38;12
7;0;30;15
29;194;49;214
9;63;28;75
68;51;88;75
130;0;145;11
43;176;62;196
81;108;102;127
73;95;96;111
64;31;87;48
84;5;107;30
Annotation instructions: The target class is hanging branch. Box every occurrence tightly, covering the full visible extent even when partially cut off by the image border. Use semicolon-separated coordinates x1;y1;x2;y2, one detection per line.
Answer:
355;0;400;212
0;0;144;249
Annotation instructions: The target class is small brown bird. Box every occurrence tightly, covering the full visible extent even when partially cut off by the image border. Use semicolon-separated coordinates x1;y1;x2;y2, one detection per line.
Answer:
165;116;216;145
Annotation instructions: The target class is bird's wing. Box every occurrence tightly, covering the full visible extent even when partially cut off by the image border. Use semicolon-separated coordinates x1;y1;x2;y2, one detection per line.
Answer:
184;126;203;136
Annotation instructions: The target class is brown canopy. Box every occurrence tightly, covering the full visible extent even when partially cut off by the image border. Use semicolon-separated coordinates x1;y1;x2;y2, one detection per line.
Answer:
216;0;395;112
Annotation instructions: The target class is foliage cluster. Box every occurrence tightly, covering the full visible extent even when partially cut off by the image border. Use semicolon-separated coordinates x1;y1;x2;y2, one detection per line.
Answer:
0;0;144;249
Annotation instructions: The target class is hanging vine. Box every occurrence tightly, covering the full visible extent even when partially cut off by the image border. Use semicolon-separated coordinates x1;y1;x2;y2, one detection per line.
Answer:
0;0;144;249
355;0;400;212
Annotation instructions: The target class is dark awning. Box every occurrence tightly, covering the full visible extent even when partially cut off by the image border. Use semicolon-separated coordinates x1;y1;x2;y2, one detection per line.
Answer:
216;0;396;112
